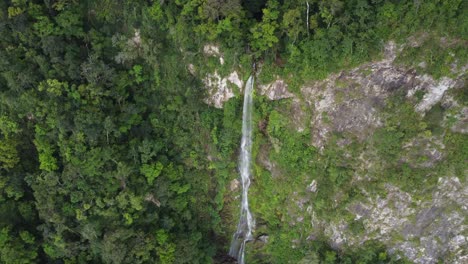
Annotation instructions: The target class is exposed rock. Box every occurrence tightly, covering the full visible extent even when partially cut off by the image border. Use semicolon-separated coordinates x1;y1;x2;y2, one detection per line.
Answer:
257;234;269;243
350;203;371;221
363;184;416;237
383;40;400;62
450;106;468;133
203;44;224;72
132;29;141;46
300;47;422;148
414;76;455;113
230;179;240;192
144;194;161;207
295;49;464;257
325;221;349;249
300;41;463;148
202;44;226;65
259;78;294;100
307;180;317;193
200;43;245;108
203;71;243;108
301;68;390;148
439;94;468;133
347;178;468;264
203;71;234;108
252;232;270;252
247;39;467;263
188;64;196;75
401;136;445;168
407;33;429;48
434;177;468;210
290;98;307;132
227;71;243;91
203;44;221;56
256;144;281;178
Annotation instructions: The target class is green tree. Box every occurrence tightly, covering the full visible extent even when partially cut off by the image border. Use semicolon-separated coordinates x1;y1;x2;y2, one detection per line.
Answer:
250;0;280;53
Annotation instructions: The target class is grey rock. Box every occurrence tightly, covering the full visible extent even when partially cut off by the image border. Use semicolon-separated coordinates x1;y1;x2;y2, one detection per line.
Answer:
259;78;294;100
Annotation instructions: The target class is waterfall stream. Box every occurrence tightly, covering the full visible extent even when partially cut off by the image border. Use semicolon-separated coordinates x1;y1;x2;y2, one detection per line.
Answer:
229;75;255;264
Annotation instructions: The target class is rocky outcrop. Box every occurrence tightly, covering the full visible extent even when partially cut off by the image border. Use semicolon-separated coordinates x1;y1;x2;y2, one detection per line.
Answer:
451;106;468;133
258;78;294;100
401;137;445;168
203;71;237;108
203;44;224;65
350;178;467;264
441;95;468;134
251;41;466;263
300;42;465;148
200;44;244;108
412;76;455;113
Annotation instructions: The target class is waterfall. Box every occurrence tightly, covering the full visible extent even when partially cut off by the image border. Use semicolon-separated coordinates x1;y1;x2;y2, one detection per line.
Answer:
306;1;310;37
229;75;255;264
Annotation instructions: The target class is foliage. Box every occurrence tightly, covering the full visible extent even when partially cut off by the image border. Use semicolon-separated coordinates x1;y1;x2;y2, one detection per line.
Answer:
0;0;466;263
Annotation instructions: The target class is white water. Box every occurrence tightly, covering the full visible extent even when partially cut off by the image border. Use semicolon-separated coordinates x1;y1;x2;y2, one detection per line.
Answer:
229;76;255;263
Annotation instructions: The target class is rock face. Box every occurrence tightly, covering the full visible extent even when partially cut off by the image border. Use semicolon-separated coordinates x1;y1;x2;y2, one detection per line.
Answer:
203;44;221;56
300;42;465;148
413;76;455;113
249;41;466;263
345;178;468;264
401;137;445;168
203;70;243;108
451;106;468;133
200;44;244;108
293;42;466;263
203;71;237;108
207;40;466;262
306;178;468;264
259;78;294;100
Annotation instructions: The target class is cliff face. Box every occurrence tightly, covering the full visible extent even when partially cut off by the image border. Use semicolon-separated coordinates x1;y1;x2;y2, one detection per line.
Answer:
203;41;467;263
287;43;466;264
299;41;466;150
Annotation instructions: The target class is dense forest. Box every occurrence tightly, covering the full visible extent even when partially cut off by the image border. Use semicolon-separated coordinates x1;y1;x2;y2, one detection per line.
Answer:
0;0;466;263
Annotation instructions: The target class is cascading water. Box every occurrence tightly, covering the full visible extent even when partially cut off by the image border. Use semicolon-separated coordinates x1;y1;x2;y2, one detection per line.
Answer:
229;75;255;264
